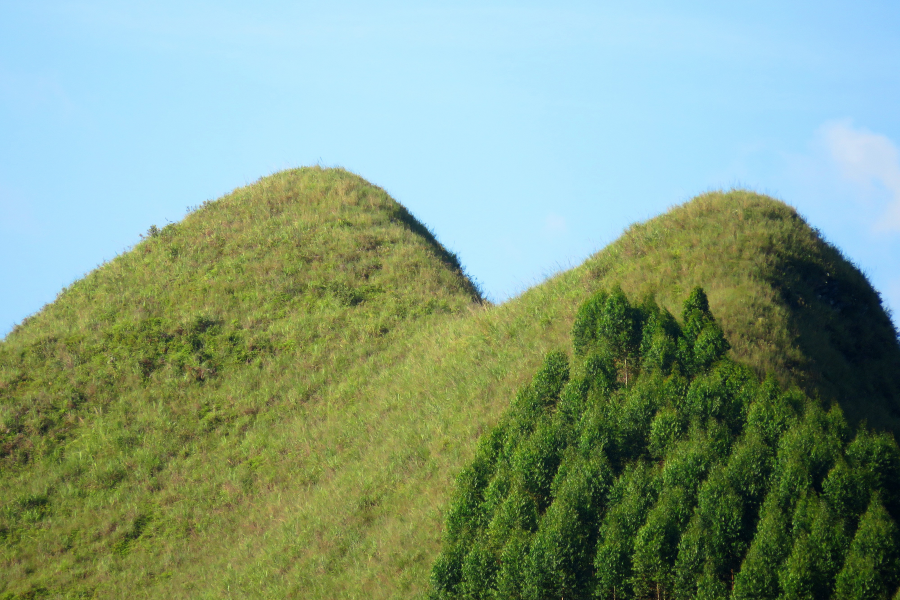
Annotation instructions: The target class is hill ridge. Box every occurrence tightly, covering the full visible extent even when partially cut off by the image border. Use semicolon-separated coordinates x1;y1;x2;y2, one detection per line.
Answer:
1;171;899;598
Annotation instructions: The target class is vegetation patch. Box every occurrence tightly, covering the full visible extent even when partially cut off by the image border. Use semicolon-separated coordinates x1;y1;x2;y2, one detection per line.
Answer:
431;287;900;599
1;169;898;598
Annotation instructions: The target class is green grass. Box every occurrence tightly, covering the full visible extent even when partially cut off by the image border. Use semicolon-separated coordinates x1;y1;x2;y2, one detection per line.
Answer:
1;168;898;598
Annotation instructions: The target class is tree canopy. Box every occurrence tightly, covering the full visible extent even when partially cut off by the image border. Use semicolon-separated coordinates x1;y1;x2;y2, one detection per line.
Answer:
430;287;900;600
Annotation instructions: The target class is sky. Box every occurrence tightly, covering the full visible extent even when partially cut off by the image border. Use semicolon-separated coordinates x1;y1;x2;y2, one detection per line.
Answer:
2;1;900;337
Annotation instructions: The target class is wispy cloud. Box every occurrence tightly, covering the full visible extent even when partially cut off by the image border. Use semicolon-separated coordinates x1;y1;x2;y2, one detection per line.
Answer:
820;119;900;232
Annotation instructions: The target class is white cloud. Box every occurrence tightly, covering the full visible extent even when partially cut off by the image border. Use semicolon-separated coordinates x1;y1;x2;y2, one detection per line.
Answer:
820;119;900;232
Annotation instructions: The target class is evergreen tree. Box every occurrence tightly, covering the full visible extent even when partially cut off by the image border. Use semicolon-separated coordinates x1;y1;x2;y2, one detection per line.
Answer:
639;300;681;376
732;495;792;600
494;530;531;599
724;431;774;514
511;416;566;512
846;430;900;519
573;290;609;356
834;497;900;600
648;406;684;459
459;540;498;600
694;467;745;582
779;494;849;599
745;376;798;447
594;463;660;599
431;286;900;600
631;486;693;598
823;458;867;523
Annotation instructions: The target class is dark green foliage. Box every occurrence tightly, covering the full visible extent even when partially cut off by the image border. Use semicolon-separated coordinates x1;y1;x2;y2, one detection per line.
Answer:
648;407;683;459
432;286;900;600
431;540;469;599
779;495;849;600
460;543;498;600
594;463;661;599
679;287;731;374
833;498;900;600
732;495;794;600
845;431;900;518
511;417;565;512
639;300;681;376
525;453;612;599
573;291;609;357
724;432;774;508
494;531;531;599
631;486;693;597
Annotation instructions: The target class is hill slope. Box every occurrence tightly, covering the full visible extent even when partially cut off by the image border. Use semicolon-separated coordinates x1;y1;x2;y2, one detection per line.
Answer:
0;167;481;598
1;172;898;598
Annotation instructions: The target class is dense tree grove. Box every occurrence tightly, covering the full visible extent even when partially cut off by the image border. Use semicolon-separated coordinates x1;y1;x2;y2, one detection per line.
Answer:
430;287;900;599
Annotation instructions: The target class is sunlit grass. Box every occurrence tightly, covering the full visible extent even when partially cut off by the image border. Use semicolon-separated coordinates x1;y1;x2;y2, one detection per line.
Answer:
1;170;897;598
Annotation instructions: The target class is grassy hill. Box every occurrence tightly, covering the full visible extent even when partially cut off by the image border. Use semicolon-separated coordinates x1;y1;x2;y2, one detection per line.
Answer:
1;168;898;598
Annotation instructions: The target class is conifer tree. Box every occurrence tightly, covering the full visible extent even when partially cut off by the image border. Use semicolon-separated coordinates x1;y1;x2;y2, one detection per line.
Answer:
430;286;900;600
834;497;900;600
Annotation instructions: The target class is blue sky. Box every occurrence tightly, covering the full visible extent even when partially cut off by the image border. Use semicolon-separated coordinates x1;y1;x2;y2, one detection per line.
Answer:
2;1;900;337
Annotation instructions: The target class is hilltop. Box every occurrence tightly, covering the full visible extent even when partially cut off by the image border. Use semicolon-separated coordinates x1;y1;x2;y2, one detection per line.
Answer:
1;169;898;598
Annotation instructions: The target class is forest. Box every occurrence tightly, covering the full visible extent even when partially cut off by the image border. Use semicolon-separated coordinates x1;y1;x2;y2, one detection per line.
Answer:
431;287;900;599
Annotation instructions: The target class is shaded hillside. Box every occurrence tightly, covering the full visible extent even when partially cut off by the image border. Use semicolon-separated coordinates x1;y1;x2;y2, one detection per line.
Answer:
1;174;898;599
586;191;900;431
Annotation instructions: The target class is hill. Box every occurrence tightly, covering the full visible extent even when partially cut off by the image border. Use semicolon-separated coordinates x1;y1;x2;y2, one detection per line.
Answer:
1;169;898;598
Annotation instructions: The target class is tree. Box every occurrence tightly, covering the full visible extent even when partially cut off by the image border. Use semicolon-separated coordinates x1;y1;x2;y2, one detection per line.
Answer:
823;459;867;524
631;486;692;598
648;406;684;459
640;304;680;375
724;431;774;513
695;467;745;580
779;494;848;600
594;463;660;599
732;496;792;600
431;539;469;599
573;290;609;356
512;417;566;512
833;497;900;600
493;530;531;599
596;286;644;363
460;540;499;600
846;431;900;519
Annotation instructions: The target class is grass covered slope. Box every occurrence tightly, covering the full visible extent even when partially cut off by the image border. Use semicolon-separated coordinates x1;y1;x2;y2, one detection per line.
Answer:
1;173;898;599
0;167;482;597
